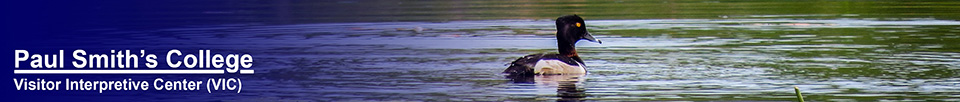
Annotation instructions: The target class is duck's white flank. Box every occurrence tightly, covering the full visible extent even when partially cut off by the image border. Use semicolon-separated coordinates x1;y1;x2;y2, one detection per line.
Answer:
533;59;586;74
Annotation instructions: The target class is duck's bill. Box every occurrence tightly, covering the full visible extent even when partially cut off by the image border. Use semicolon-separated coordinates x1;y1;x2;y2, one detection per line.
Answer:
583;32;602;44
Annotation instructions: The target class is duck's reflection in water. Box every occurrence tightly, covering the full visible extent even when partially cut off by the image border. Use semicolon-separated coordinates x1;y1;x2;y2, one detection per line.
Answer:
507;74;587;101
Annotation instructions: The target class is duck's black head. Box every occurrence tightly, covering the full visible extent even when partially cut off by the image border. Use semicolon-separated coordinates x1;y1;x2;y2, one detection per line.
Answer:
556;15;601;57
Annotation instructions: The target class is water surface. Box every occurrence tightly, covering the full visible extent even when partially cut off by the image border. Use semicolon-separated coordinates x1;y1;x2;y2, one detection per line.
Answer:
58;18;959;101
32;0;960;101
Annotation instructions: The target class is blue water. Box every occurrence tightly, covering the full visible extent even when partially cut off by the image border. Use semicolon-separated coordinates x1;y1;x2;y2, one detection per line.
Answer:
7;0;960;101
40;18;956;101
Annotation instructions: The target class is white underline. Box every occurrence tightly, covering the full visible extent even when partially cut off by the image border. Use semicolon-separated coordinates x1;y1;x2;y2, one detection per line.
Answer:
13;70;255;74
239;70;254;74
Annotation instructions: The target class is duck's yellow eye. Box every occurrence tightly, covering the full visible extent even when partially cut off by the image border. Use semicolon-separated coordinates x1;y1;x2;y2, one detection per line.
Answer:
575;23;581;27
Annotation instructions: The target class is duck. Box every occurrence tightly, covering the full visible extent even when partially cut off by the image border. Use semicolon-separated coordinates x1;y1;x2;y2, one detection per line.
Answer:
504;15;601;76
